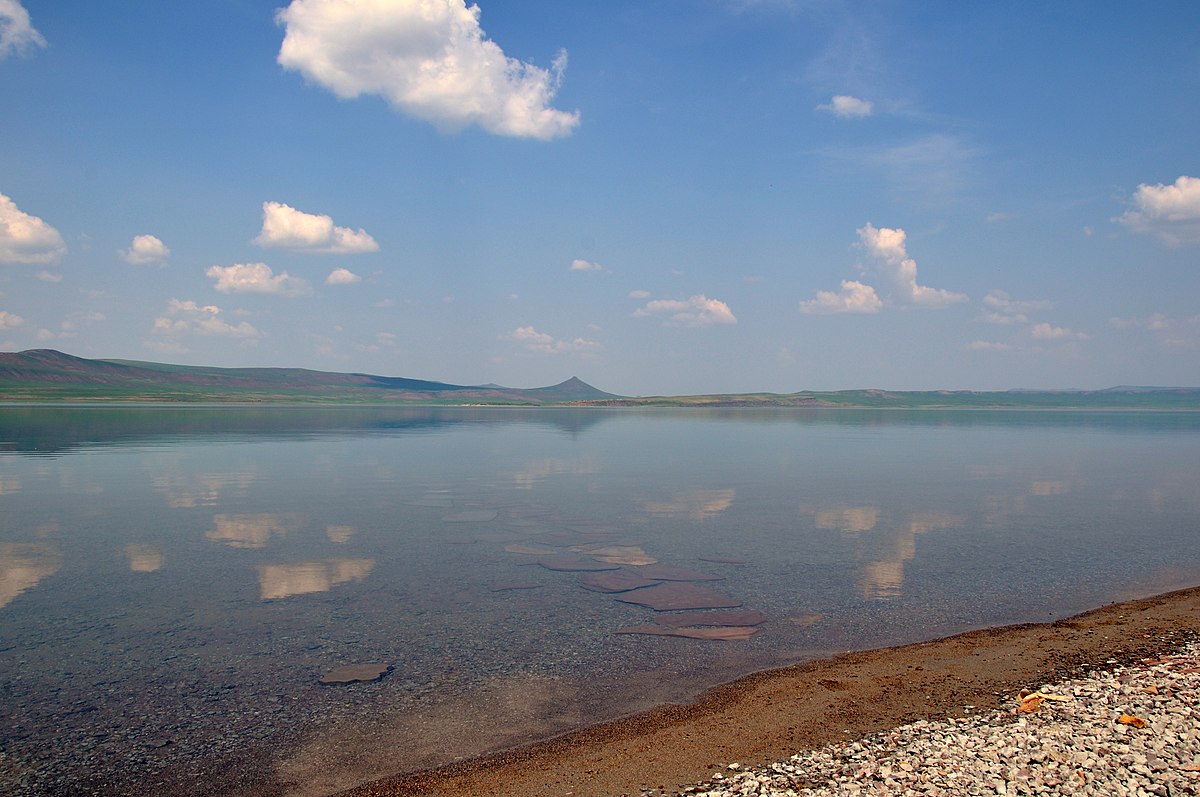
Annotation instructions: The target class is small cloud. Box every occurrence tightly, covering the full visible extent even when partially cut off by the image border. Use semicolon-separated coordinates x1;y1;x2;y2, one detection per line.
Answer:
253;201;379;254
0;309;23;328
0;192;66;264
980;290;1052;325
628;289;651;299
1116;175;1200;246
1031;322;1088;341
985;212;1013;223
206;262;312;297
817;94;874;118
504;326;600;354
120;234;170;266
275;0;579;140
569;258;606;273
1110;312;1200;349
152;298;262;339
634;294;737;327
35;270;61;282
325;267;361;285
858;223;967;308
799;280;882;315
967;340;1012;351
0;1;46;59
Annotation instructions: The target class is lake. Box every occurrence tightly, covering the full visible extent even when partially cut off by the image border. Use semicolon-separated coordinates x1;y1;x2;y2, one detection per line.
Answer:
2;405;1199;795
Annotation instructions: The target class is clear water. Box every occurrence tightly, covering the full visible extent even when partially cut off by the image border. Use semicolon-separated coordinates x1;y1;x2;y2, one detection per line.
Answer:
2;406;1198;795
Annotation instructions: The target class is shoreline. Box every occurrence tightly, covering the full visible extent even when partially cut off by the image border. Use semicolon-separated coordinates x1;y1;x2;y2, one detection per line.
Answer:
333;585;1200;797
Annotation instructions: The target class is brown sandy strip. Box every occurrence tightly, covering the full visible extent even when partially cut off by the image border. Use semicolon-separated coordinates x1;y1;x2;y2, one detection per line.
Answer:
336;586;1200;797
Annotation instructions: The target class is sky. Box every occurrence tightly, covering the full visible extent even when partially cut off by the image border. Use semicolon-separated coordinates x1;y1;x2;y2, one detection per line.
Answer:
1;0;1198;395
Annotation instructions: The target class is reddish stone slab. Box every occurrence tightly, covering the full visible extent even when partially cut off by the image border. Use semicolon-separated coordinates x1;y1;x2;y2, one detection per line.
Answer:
576;571;661;593
634;565;723;582
537;556;621;572
654;609;766;628
613;625;758;641
613;582;741;611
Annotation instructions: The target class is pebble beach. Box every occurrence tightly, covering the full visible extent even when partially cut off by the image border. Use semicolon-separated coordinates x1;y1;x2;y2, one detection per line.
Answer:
671;641;1200;797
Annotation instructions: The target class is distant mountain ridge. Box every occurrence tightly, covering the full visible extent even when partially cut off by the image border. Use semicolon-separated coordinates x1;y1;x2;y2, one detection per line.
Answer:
2;349;1198;408
0;349;619;403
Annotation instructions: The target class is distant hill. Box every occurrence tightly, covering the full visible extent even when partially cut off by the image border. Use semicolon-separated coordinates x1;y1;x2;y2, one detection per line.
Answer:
0;349;619;403
2;349;1198;408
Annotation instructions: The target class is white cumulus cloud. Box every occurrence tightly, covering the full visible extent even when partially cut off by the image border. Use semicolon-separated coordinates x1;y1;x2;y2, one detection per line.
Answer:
817;94;873;118
634;295;737;327
569;258;605;272
799;279;882;315
0;0;45;59
0;309;24;328
1031;322;1088;341
276;0;580;140
152;299;262;339
254;201;378;254
0;193;66;264
505;326;600;354
858;223;967;308
120;234;170;265
206;263;312;297
1116;175;1200;246
325;267;361;285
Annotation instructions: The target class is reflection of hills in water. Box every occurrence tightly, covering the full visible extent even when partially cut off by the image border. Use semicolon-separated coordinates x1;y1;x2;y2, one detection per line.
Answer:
4;405;1199;456
0;406;616;454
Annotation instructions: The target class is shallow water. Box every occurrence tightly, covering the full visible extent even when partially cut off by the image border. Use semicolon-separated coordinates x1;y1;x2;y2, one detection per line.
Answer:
1;406;1198;795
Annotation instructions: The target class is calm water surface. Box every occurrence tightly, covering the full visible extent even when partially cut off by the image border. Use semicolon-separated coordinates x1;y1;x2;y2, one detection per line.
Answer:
2;406;1199;795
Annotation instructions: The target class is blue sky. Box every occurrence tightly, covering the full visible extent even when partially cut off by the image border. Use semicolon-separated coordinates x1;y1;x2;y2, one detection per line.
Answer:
1;1;1198;394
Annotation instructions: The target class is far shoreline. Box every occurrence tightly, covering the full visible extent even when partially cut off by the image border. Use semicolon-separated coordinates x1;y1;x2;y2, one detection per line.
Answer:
331;584;1200;797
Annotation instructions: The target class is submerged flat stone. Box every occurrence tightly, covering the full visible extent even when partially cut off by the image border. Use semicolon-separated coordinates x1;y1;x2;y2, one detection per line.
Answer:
318;663;393;685
503;543;559;555
537;556;621;572
442;510;499;523
634;564;723;582
654;609;766;628
577;571;661;593
613;582;741;611
490;581;543;591
614;625;758;641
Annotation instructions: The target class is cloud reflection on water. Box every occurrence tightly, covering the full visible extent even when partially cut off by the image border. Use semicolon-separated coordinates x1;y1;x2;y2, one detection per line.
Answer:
642;488;735;520
0;543;62;609
206;513;300;549
124;544;164;572
257;558;375;600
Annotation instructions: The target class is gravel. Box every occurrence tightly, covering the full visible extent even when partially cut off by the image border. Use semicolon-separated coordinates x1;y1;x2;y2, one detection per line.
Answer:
665;641;1200;796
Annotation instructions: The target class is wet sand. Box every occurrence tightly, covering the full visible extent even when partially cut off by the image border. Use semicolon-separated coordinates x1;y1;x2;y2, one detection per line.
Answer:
334;585;1200;797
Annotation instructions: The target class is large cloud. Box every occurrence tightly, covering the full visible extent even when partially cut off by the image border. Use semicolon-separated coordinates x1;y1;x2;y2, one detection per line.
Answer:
0;1;45;59
634;295;737;327
206;263;312;297
505;325;599;354
857;223;966;308
799;280;881;315
120;234;170;265
253;201;379;254
276;0;580;140
1116;176;1200;246
0;193;65;264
